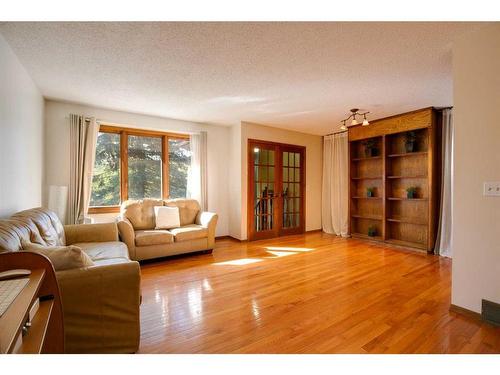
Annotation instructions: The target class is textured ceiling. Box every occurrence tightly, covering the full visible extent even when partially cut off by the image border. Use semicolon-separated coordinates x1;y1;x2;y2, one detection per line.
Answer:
0;22;484;134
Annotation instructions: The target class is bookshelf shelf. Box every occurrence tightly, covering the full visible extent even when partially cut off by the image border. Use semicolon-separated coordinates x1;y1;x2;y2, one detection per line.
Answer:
388;151;428;158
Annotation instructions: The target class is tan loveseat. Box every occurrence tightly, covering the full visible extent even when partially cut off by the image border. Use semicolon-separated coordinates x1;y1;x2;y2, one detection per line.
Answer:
0;208;141;354
117;198;218;261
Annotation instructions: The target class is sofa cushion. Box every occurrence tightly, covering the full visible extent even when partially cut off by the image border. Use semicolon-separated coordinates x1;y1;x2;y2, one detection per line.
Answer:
12;208;66;247
169;224;208;242
74;241;130;261
121;199;164;230
164;199;200;226
135;230;174;246
154;206;180;229
22;242;94;271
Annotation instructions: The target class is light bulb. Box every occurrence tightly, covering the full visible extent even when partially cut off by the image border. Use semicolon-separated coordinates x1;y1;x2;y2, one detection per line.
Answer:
362;118;369;126
340;123;347;131
351;118;358;126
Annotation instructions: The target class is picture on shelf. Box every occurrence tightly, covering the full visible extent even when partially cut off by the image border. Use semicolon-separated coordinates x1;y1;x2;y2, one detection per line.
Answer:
404;131;418;153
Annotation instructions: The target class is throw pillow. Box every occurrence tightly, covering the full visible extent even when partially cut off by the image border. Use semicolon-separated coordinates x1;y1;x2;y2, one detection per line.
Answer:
21;240;94;271
154;206;181;229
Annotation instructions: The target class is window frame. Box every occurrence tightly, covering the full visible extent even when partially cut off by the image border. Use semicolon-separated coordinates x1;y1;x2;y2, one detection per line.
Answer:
88;124;190;214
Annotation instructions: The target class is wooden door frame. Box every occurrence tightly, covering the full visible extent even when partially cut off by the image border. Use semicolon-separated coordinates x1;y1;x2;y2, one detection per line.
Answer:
278;143;306;237
247;139;306;241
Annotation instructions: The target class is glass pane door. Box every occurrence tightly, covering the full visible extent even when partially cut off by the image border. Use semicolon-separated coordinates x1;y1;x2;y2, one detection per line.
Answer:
282;150;302;230
253;146;277;235
248;141;305;241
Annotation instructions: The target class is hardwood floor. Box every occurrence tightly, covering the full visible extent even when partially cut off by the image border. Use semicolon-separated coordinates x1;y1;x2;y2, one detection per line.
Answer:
138;232;500;353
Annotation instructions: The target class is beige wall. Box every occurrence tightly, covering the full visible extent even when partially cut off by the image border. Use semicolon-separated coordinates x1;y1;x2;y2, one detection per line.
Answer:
44;100;230;236
452;23;500;313
236;121;323;240
0;34;44;218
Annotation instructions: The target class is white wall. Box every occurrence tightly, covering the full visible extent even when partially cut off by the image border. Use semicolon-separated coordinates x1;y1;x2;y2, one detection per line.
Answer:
227;124;243;239
0;34;44;218
237;121;323;240
44;100;230;236
451;23;500;313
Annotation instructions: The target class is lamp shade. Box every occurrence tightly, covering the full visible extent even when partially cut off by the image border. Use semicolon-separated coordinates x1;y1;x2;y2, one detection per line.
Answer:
48;185;68;223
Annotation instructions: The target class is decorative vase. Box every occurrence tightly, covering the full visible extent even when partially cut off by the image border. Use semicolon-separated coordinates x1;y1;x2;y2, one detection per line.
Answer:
367;191;373;198
407;190;415;199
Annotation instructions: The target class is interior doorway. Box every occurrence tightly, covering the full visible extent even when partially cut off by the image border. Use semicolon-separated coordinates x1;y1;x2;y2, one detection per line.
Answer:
247;139;305;241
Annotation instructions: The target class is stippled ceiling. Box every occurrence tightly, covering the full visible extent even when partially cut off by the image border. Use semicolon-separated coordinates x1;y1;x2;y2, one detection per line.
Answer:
0;22;484;134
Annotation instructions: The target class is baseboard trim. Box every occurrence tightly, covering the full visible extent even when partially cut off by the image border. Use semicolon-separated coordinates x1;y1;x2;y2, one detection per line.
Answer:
450;304;482;321
306;229;322;234
215;235;247;242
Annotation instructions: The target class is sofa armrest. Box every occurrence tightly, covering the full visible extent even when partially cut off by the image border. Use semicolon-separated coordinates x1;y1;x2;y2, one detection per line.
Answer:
196;212;218;249
117;217;136;260
64;223;119;245
56;260;141;353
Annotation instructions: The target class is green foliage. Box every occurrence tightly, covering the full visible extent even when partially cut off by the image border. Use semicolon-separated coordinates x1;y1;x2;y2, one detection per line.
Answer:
90;133;120;206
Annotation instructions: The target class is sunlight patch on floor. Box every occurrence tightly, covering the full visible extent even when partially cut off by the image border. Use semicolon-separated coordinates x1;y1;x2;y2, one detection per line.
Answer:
265;250;297;258
265;246;314;252
214;258;263;266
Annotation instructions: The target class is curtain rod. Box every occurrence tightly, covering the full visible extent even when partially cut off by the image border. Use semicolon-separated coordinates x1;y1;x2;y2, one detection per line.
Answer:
324;129;347;137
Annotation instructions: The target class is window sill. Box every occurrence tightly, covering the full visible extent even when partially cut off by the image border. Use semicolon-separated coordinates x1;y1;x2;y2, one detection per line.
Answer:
88;206;120;214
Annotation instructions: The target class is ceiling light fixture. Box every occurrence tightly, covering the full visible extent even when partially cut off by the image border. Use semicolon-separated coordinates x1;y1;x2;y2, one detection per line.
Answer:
340;108;370;131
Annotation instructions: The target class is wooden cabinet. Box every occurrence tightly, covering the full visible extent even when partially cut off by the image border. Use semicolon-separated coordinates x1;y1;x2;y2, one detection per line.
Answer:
0;252;64;353
348;107;441;252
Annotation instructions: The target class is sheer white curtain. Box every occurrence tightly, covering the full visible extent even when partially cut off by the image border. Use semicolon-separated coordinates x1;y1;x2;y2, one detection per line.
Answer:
435;109;453;257
68;114;99;224
187;131;208;210
322;132;349;237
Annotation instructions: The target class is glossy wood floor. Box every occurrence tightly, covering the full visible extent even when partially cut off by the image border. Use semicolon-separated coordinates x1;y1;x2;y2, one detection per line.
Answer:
138;232;500;353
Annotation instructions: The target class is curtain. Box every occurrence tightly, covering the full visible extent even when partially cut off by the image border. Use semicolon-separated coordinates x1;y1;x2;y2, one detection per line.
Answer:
434;109;453;257
187;131;208;211
322;131;349;237
68;114;100;224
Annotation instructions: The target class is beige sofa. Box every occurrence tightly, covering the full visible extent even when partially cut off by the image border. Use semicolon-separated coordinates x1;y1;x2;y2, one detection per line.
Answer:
117;198;218;261
0;208;141;354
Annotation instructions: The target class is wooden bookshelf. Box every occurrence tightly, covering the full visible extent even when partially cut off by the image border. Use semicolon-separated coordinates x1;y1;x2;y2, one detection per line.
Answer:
348;107;442;252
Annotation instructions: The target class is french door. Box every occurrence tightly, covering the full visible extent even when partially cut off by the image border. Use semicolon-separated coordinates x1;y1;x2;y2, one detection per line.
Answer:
248;140;305;241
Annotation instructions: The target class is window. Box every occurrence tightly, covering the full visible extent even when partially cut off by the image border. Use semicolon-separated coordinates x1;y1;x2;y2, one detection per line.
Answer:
89;125;190;213
168;138;190;198
128;135;163;200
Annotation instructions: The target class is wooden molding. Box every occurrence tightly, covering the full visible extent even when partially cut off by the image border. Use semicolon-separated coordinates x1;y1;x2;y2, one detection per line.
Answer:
450;304;482;321
348;107;434;141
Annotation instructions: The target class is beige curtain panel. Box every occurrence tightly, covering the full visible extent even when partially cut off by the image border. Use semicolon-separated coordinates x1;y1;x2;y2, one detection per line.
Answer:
187;131;208;211
68;114;100;224
322;132;349;237
435;108;453;257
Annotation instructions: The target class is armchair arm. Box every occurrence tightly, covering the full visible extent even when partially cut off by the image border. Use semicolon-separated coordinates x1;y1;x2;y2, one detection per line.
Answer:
64;223;119;245
56;260;141;353
196;212;218;249
116;217;136;260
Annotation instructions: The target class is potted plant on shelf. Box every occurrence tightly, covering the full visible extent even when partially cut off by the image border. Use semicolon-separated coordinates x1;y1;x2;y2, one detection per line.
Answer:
406;186;417;199
366;187;376;198
404;131;418;153
368;226;377;237
362;139;378;157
